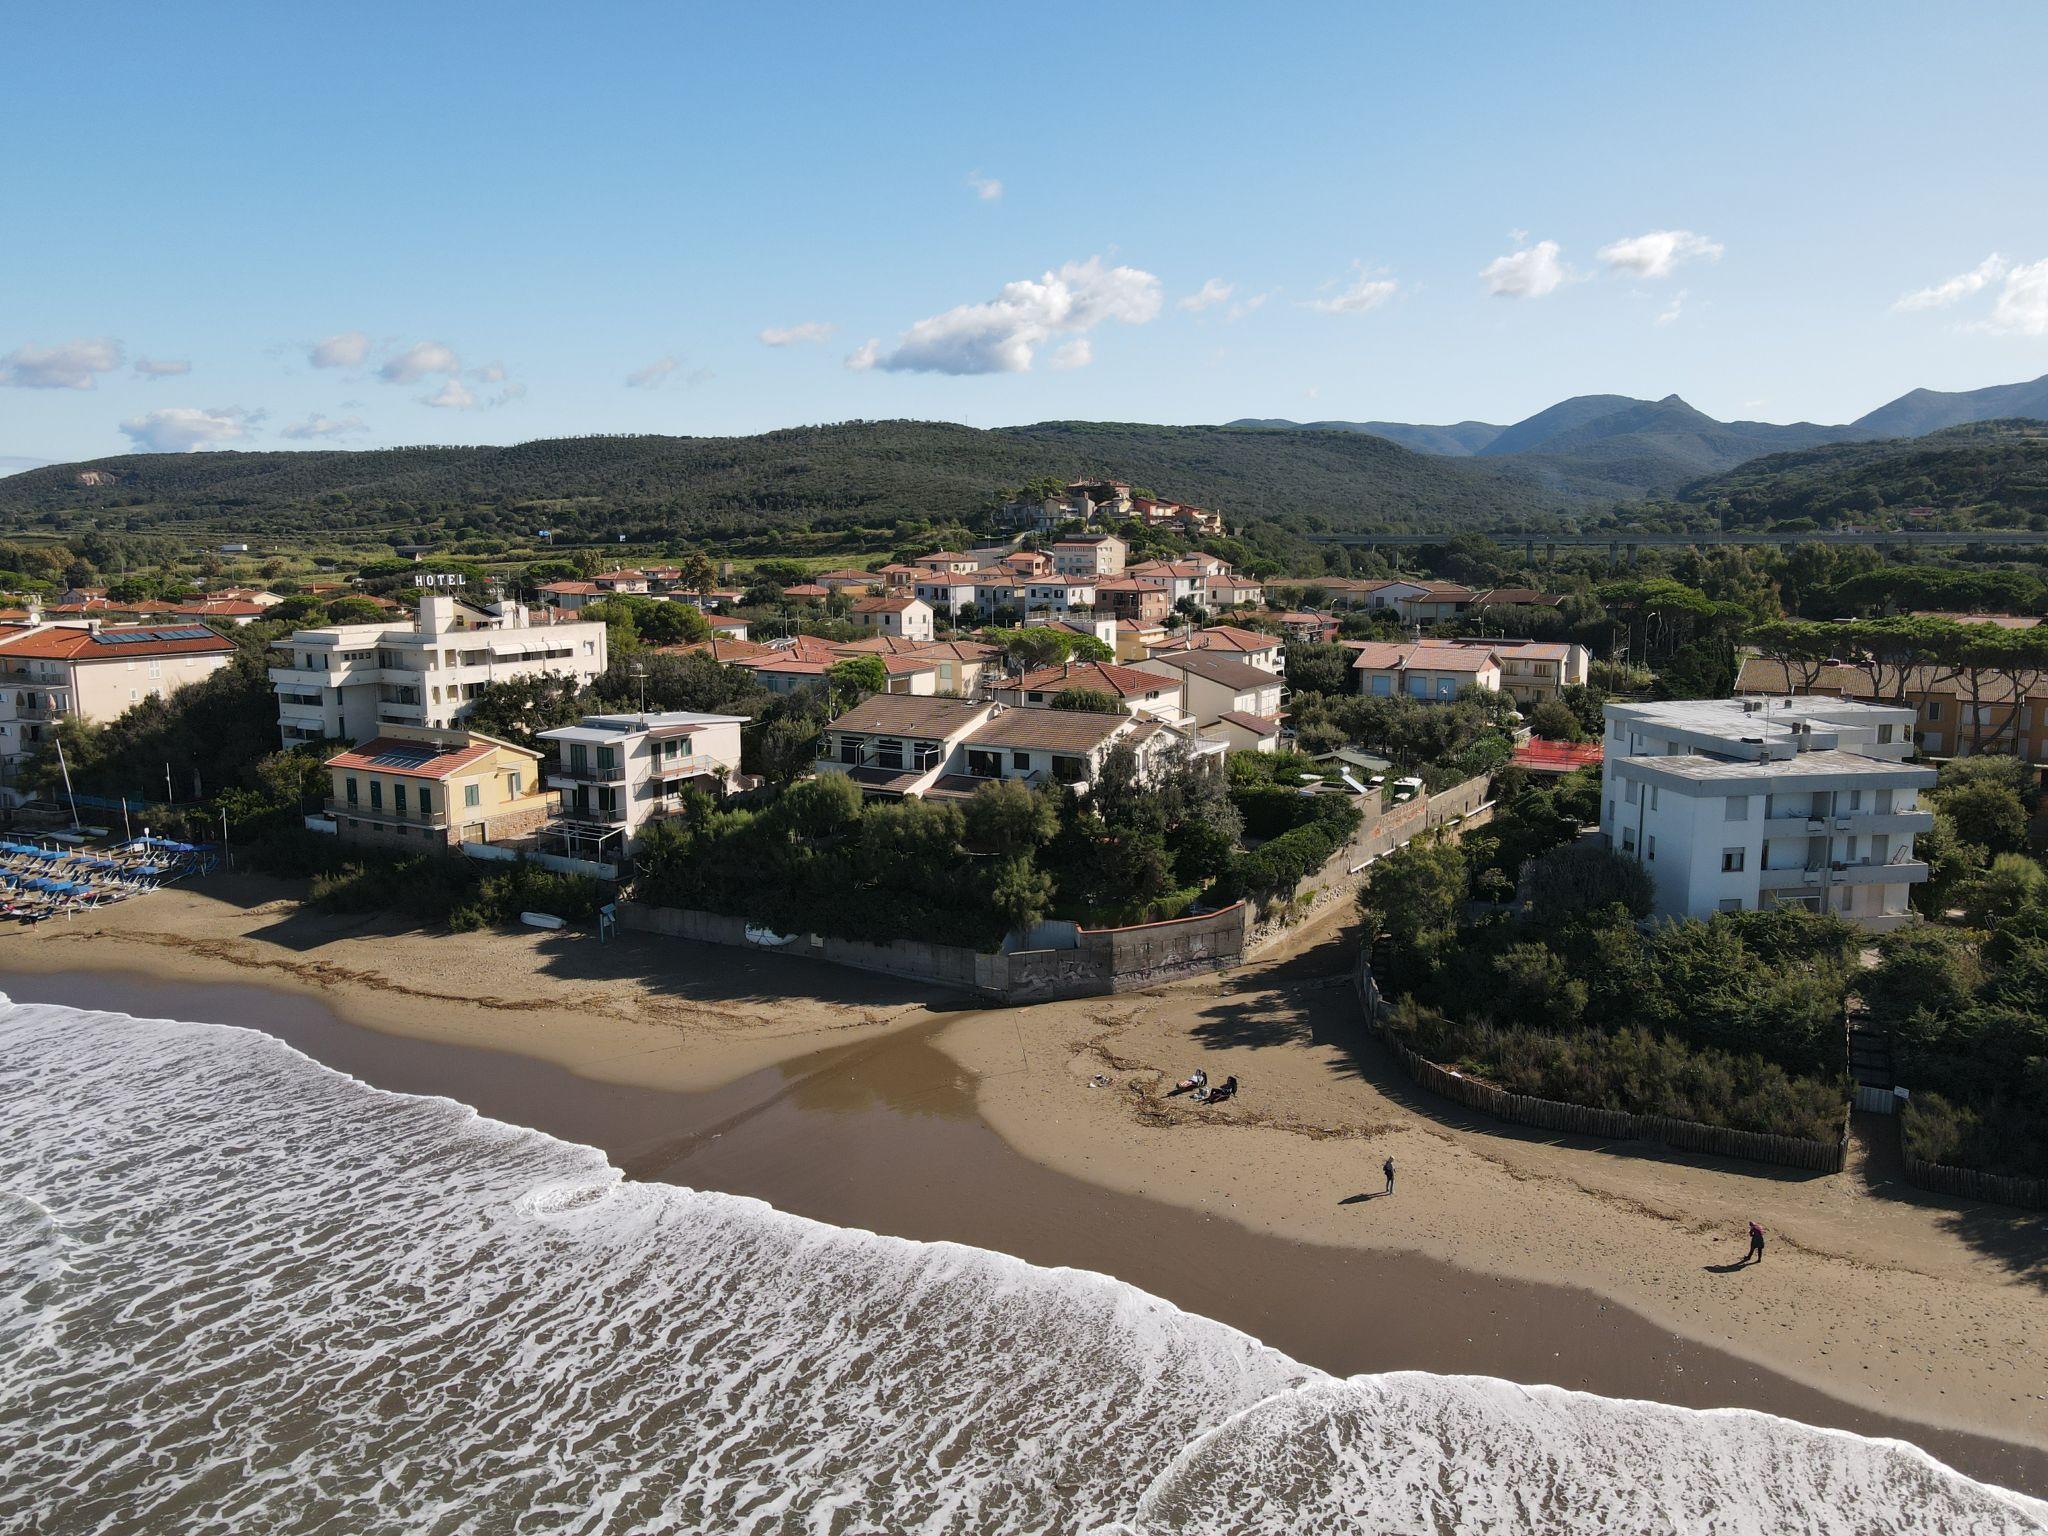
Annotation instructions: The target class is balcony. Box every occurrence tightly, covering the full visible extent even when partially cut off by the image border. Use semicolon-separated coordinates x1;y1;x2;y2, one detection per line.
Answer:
324;800;450;831
547;759;627;788
377;702;426;724
1831;857;1930;886
648;752;724;781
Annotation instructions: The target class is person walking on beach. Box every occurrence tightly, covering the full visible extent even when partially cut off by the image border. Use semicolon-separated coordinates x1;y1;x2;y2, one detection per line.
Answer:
1383;1157;1396;1197
1746;1220;1765;1264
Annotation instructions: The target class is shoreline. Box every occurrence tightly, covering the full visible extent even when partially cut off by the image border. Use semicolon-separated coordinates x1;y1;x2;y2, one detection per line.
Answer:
4;878;2045;1495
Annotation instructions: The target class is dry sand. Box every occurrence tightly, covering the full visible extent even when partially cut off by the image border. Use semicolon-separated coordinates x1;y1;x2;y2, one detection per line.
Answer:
5;874;2042;1477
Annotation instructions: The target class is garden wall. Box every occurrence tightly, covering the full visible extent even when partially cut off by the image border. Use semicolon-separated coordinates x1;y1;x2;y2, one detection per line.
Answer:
1354;957;1848;1174
617;900;1251;1005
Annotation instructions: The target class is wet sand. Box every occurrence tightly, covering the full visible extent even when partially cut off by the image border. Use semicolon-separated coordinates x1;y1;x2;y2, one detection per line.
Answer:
9;965;2046;1497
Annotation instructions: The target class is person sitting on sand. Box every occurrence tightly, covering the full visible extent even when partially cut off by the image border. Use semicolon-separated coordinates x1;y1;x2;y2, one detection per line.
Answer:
1170;1069;1207;1097
1203;1076;1239;1105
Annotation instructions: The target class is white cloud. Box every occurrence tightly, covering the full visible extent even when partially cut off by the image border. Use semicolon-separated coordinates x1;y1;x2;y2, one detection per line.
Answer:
133;357;191;380
759;321;837;347
625;356;678;388
1598;229;1723;279
279;413;368;440
1226;291;1270;323
1893;253;2007;312
1481;239;1568;298
493;381;529;405
120;406;259;452
308;330;371;368
845;339;880;372
1179;278;1234;312
470;361;507;383
1;338;124;390
966;170;1002;201
1308;266;1398;315
1655;290;1688;327
423;377;476;409
1048;338;1092;370
856;256;1161;375
379;340;461;384
1987;257;2048;335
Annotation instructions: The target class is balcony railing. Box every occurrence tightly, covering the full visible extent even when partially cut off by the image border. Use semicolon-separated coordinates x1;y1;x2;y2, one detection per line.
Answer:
547;759;627;787
325;799;450;830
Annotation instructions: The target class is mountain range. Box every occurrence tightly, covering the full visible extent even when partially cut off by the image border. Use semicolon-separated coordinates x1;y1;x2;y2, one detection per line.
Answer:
1231;371;2048;497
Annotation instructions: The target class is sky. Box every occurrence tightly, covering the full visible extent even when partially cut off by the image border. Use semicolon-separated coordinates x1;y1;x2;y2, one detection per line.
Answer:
4;0;2047;469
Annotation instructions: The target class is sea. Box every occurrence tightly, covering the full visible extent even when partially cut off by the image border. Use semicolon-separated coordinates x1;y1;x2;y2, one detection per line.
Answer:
3;991;2043;1536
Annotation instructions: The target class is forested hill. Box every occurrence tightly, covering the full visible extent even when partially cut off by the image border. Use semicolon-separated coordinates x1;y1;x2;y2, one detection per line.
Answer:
0;420;1572;547
1675;420;2048;529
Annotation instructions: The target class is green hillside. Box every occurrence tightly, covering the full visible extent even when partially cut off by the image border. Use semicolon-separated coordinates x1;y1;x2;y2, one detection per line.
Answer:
0;420;1573;552
1676;420;2048;530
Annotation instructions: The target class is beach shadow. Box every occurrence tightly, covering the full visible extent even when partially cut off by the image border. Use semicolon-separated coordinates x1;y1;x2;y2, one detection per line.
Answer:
1339;1192;1384;1205
1847;1110;2048;1290
1703;1259;1755;1274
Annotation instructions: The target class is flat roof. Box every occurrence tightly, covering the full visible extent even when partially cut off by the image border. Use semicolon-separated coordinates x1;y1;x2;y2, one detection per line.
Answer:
1613;748;1934;791
539;710;749;744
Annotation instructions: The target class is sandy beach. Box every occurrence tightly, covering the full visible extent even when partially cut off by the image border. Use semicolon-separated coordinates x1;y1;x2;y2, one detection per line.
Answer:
5;874;2043;1493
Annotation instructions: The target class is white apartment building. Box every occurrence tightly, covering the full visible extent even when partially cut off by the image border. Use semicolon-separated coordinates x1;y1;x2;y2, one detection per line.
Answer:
536;709;747;860
1050;533;1127;578
1600;697;1935;932
270;594;608;747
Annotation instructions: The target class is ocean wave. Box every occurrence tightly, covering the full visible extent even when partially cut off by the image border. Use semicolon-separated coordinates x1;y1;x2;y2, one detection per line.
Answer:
1;993;2040;1536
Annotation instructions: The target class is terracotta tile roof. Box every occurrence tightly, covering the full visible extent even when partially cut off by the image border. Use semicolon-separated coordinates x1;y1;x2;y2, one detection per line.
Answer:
540;580;602;595
662;636;776;664
0;624;237;661
1349;641;1499;672
173;599;267;617
852;596;920;613
1474;587;1567;607
325;736;506;779
965;709;1129;753
1141;649;1275;690
1162;625;1280;654
1217;710;1282;737
1010;661;1181;699
829;695;992;739
1498;642;1575;661
782;584;830;598
705;615;750;630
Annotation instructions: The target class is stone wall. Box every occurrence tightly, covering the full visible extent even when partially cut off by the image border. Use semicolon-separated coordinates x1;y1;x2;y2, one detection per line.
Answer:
617;899;1250;1004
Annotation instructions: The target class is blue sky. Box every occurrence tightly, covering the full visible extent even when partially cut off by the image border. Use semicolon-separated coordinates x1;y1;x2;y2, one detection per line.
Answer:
4;0;2046;466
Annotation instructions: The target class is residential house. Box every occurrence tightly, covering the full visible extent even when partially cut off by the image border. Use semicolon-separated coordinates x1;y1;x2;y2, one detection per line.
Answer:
1126;559;1209;609
1349;640;1501;700
593;570;650;595
1016;576;1097;617
0;622;238;806
705;615;750;640
1495;642;1591;706
1141;648;1285;738
813;693;1176;800
1735;656;2048;765
1001;549;1053;579
1394;582;1481;624
878;563;922;591
993;661;1188;723
321;725;550;852
1472;587;1570;612
834;636;998;697
664;635;777;665
1023;612;1119;650
781;583;830;603
1114;617;1170;662
1095;577;1173;625
270;593;608;747
1205;573;1265;609
1149;623;1286;676
1278;612;1339;643
1050;533;1127;578
849;595;935;642
171;598;269;626
912;575;986;616
537;709;748;861
1601;697;1934;931
912;551;981;577
538;580;605;612
815;569;882;595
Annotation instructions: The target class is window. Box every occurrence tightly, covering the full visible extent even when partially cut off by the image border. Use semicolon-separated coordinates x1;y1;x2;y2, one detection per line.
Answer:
1646;835;1656;861
419;787;432;815
1624;780;1639;805
1925;701;1942;722
1650;787;1661;810
370;781;383;810
1723;796;1749;821
1012;751;1031;771
1621;830;1636;854
1605;798;1615;824
465;783;481;808
394;783;408;816
1717;898;1743;914
345;777;358;805
505;774;519;798
1877;724;1893;744
1721;848;1745;873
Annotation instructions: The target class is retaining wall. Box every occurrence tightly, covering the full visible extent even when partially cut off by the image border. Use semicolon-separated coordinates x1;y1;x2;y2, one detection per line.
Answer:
617;899;1251;1004
1354;957;1848;1174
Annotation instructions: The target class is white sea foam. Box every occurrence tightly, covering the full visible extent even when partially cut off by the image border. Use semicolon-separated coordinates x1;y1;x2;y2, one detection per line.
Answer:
1;992;2041;1535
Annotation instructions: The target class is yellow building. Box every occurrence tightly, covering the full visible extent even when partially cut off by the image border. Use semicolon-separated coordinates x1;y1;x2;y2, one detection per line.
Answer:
322;725;549;851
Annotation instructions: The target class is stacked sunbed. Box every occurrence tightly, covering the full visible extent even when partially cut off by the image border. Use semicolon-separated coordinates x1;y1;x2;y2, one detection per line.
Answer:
0;837;207;922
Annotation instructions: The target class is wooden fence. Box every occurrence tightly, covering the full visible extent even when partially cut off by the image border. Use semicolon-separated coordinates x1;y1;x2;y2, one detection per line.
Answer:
1899;1147;2048;1210
1354;958;1849;1174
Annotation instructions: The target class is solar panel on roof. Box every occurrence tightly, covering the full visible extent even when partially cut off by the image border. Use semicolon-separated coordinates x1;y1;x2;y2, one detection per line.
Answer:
366;745;439;767
90;625;217;645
